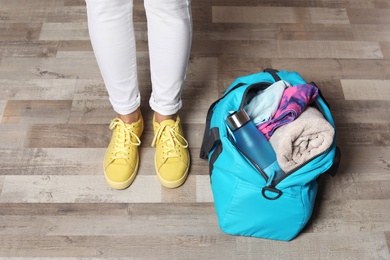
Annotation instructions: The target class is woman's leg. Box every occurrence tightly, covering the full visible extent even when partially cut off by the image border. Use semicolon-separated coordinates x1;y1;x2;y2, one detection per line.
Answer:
86;0;140;116
144;0;192;116
145;0;192;188
86;0;143;190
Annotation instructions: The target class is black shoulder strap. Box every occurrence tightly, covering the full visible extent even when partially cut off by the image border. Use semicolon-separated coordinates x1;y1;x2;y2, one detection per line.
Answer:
309;82;340;177
325;146;341;177
309;81;331;109
199;83;246;159
200;69;282;160
264;68;281;81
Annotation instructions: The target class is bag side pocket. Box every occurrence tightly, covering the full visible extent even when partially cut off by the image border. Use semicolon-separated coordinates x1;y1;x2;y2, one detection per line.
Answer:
220;179;309;241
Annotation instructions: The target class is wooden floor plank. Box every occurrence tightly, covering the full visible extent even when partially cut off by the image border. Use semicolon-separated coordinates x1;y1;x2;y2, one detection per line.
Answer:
0;124;29;148
0;214;221;236
0;7;86;23
311;200;390;233
385;232;390;255
0;235;238;258
0;41;58;58
218;40;384;59
2;100;73;124
0;202;216;216
381;42;390;59
212;6;311;24
0;100;6;119
337;146;390;176
352;24;390;42
0;22;42;41
39;22;89;41
337;123;390;146
210;0;387;9
0;0;389;258
0;79;76;100
275;24;354;41
25;124;110;148
0;57;101;80
341;79;390;100
192;22;358;42
235;233;389;260
330;100;390;124
0;175;212;203
0;148;105;176
0;175;164;203
319;176;390;200
347;8;390;24
213;6;350;24
0;0;66;9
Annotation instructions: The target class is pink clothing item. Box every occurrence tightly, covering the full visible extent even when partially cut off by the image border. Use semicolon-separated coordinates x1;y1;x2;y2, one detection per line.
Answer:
257;84;318;140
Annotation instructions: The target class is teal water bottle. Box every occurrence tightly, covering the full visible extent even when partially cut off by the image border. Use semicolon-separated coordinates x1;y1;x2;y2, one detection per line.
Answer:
226;109;277;170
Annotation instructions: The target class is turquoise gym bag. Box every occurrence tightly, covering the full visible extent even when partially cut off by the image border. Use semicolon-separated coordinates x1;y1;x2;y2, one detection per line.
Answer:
200;69;341;241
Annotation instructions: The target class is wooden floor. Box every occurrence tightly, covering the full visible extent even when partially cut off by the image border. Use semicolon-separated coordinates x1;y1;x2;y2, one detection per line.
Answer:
0;0;390;259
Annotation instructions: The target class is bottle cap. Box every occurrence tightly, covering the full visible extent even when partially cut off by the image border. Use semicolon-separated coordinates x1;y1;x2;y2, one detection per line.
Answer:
226;109;251;130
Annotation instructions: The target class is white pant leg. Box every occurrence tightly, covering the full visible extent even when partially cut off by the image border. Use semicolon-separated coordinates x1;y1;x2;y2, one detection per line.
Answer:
86;0;140;115
144;0;192;116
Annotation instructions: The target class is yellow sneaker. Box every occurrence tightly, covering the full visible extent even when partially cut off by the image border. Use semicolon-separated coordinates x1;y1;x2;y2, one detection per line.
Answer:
103;116;143;189
151;115;190;188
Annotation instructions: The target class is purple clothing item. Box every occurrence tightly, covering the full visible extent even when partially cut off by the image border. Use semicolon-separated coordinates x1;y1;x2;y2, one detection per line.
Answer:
257;83;318;140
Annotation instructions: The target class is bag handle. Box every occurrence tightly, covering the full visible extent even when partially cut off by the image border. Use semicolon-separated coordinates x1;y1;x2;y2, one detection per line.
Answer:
200;68;282;158
263;68;281;81
199;83;246;159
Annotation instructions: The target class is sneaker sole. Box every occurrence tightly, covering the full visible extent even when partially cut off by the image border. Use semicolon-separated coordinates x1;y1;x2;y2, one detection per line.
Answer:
154;152;190;189
103;159;139;190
